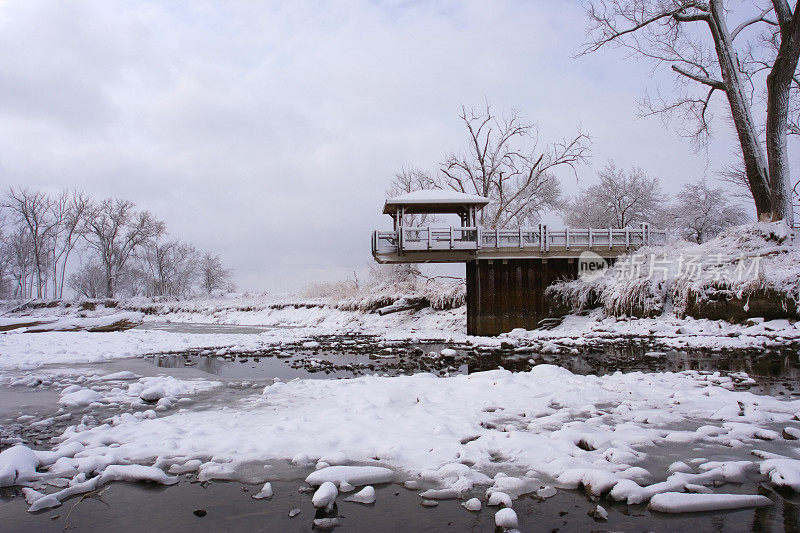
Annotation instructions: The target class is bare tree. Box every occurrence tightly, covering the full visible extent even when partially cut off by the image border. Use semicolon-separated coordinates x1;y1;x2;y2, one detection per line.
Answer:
438;104;590;228
4;227;35;298
198;252;233;295
716;163;754;200
386;167;440;226
0;217;11;298
367;262;421;286
4;188;56;297
48;190;91;298
67;263;107;299
666;179;750;242
84;198;165;298
142;239;199;297
562;162;665;228
581;0;800;225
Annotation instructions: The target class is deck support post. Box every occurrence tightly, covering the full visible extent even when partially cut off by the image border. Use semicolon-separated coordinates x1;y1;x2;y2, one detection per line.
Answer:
466;258;579;336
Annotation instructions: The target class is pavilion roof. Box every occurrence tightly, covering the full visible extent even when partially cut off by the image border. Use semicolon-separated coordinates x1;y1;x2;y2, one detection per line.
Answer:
383;190;489;215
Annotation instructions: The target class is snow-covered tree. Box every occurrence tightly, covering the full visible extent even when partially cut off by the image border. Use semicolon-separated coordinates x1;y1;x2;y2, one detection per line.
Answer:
581;0;800;225
562;162;665;228
666;180;750;242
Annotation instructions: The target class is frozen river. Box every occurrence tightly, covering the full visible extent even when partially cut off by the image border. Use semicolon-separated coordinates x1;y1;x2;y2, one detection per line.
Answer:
1;323;799;531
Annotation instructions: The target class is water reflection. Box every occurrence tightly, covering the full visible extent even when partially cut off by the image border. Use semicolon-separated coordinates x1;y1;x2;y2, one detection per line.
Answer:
467;345;799;395
148;339;799;396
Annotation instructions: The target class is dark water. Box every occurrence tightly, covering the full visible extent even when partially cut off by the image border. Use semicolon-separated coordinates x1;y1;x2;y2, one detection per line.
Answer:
147;336;800;396
135;322;281;335
2;477;798;533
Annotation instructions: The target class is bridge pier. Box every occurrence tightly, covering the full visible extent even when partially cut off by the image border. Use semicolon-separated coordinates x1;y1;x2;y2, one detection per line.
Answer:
466;258;578;336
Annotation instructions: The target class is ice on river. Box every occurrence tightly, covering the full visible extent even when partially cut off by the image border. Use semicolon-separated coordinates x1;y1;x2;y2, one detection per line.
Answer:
2;363;798;513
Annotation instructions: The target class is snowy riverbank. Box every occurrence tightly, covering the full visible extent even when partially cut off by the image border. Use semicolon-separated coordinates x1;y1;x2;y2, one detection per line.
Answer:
1;291;799;373
550;222;800;322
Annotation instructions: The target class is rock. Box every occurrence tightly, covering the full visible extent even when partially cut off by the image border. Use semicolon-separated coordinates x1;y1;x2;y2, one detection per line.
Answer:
588;505;608;520
462;497;482;511
536;486;557;498
403;480;420;490
139;386;165;402
312;482;338;509
288;508;301;518
783;427;800;440
495;508;518;529
312;518;339;529
420;499;438;507
193;509;207;517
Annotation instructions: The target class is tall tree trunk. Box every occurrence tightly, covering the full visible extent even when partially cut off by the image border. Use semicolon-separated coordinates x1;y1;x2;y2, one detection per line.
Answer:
709;1;774;219
105;264;114;298
766;1;800;226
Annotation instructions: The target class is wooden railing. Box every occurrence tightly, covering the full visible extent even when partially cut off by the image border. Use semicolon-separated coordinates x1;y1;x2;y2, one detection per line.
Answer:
372;224;667;256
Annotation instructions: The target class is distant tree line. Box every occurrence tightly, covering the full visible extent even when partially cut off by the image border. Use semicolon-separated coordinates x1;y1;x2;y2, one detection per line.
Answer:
0;188;234;299
562;161;750;244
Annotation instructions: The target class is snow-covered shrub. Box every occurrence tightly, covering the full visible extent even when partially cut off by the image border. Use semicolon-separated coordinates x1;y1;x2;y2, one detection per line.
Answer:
548;222;800;321
423;279;466;310
302;280;360;300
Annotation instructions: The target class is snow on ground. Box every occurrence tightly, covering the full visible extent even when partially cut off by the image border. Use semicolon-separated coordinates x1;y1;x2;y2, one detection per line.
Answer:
502;311;800;352
2;364;798;512
138;303;469;340
0;304;797;374
0;329;286;370
0;312;144;333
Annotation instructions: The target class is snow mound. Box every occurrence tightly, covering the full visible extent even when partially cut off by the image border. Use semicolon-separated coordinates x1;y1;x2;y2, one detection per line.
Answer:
648;492;772;513
0;445;40;486
312;482;338;509
344;486;376;504
548;222;800;320
495;507;518;529
306;466;394;488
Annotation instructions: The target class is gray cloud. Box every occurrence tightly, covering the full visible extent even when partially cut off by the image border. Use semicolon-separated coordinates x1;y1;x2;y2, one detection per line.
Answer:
0;0;750;291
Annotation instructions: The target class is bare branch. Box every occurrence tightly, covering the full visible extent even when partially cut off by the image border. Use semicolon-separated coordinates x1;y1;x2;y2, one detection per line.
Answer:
731;6;778;41
672;63;726;88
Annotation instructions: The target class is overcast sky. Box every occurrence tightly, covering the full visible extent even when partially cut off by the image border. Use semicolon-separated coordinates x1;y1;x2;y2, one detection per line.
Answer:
0;0;755;292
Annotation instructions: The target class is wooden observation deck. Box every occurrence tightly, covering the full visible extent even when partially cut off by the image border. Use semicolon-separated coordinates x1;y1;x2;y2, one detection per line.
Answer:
371;191;667;336
372;190;666;263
